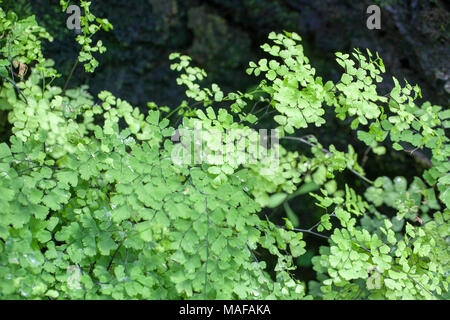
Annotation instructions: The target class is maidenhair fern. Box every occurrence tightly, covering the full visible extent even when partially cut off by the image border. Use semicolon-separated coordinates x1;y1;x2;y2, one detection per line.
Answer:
0;4;448;300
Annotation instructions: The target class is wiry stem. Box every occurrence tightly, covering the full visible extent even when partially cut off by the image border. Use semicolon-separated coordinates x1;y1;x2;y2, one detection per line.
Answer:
281;135;374;185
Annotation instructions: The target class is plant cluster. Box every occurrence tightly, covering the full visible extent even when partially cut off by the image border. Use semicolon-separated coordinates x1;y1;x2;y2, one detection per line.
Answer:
0;2;448;299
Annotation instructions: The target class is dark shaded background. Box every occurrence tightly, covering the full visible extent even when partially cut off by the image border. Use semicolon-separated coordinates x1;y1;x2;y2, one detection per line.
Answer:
25;0;449;108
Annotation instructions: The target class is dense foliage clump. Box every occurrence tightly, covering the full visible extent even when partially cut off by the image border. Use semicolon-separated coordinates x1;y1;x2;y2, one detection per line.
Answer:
0;2;448;299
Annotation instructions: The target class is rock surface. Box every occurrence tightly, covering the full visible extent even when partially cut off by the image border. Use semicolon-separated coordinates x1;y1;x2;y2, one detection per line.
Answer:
30;0;449;108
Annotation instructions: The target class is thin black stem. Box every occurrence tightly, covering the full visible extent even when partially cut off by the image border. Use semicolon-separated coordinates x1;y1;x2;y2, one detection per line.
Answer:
0;71;28;104
293;227;330;240
282;135;330;154
17;165;63;175
107;240;123;271
123;249;129;272
276;224;330;240
281;135;374;185
63;59;79;94
247;242;259;263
